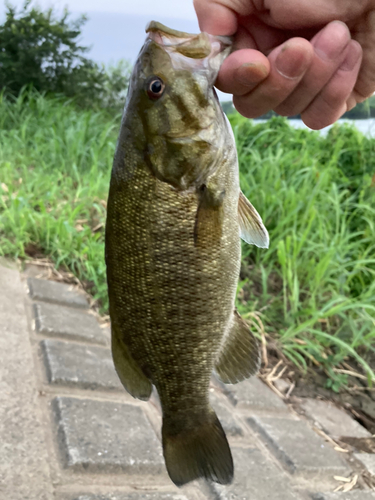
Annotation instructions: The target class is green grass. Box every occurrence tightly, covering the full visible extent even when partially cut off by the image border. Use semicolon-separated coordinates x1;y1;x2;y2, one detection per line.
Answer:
233;115;375;389
0;90;117;303
1;91;374;390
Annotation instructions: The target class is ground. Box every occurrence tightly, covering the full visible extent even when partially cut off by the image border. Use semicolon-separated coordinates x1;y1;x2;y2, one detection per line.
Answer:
1;258;374;500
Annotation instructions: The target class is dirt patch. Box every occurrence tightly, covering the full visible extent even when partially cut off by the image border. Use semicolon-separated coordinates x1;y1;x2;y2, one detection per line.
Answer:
24;242;45;259
291;369;375;435
259;351;375;436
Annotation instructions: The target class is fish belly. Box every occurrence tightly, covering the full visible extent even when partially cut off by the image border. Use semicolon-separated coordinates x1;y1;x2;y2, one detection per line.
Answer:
106;167;240;412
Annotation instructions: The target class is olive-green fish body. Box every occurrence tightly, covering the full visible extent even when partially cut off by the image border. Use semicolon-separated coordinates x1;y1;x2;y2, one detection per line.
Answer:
105;21;269;487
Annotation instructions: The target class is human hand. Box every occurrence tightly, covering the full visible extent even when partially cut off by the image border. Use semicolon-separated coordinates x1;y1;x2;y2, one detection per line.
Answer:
194;0;374;129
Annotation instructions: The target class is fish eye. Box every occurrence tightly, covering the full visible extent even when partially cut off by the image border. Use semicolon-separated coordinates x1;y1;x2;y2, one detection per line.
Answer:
146;76;165;100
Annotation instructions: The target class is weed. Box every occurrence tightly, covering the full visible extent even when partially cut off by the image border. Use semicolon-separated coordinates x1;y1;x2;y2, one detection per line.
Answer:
232;115;375;388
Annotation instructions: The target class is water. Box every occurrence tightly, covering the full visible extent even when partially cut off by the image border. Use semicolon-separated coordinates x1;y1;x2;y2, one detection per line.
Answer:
256;118;375;138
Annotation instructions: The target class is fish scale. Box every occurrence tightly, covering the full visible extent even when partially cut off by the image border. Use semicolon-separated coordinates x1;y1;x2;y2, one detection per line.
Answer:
105;21;269;487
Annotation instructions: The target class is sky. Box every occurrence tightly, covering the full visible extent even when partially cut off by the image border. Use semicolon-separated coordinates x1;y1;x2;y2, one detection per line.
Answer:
0;0;200;63
17;0;199;20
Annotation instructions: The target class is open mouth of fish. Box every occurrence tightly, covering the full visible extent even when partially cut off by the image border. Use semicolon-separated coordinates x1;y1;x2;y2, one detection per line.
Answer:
145;21;232;73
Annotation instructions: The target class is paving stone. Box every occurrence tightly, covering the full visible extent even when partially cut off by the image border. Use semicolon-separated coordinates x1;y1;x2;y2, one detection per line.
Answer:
209;389;245;437
312;493;375;500
224;376;289;413
33;302;107;345
354;453;375;475
27;277;89;309
53;397;164;474
70;494;189;500
210;446;301;500
300;398;371;439
0;265;53;500
41;340;122;391
248;416;350;481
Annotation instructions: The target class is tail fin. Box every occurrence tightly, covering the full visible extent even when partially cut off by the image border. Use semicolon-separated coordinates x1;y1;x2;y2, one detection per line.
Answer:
162;410;233;487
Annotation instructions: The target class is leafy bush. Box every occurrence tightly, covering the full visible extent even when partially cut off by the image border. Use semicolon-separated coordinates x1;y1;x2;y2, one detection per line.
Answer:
0;1;130;109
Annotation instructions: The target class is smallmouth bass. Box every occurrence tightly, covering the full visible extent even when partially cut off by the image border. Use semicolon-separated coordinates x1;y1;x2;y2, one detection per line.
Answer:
105;21;269;487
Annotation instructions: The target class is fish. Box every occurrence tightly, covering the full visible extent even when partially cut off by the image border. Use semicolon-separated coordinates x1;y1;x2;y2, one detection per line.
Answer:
105;21;269;487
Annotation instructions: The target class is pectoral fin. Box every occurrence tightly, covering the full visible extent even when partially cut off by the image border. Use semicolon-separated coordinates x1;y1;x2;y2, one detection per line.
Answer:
215;310;260;384
194;184;224;248
238;191;269;248
111;324;152;400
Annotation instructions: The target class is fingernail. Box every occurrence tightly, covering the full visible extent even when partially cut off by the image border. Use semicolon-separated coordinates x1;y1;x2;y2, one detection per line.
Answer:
340;41;362;71
314;21;350;60
235;62;268;86
275;43;308;79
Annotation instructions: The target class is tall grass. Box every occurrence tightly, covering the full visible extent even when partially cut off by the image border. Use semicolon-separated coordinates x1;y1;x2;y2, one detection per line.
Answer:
233;116;375;388
0;91;374;388
0;90;118;302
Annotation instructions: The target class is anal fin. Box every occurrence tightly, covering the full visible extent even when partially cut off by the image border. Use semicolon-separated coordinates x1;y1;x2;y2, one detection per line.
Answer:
215;310;260;384
238;191;269;248
111;324;152;400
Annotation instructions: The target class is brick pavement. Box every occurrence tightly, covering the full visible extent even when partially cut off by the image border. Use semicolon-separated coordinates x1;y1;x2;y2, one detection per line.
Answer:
0;262;374;500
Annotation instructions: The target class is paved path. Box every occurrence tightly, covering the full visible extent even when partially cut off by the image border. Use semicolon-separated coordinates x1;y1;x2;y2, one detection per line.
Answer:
0;261;374;500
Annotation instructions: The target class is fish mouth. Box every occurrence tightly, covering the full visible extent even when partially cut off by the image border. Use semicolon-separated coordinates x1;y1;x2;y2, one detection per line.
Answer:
146;22;201;44
145;21;232;74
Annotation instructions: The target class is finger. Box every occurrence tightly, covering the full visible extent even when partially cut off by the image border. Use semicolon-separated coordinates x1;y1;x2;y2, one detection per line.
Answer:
215;21;281;95
233;38;314;118
193;0;240;35
346;93;358;113
237;15;288;54
351;10;375;101
258;0;366;29
301;40;363;129
216;50;270;95
194;0;363;32
274;21;351;116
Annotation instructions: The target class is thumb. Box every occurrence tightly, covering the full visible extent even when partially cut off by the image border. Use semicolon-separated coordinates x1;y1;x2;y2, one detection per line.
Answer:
193;0;243;35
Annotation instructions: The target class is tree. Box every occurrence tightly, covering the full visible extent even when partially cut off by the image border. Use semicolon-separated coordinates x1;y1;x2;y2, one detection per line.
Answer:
0;1;130;108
